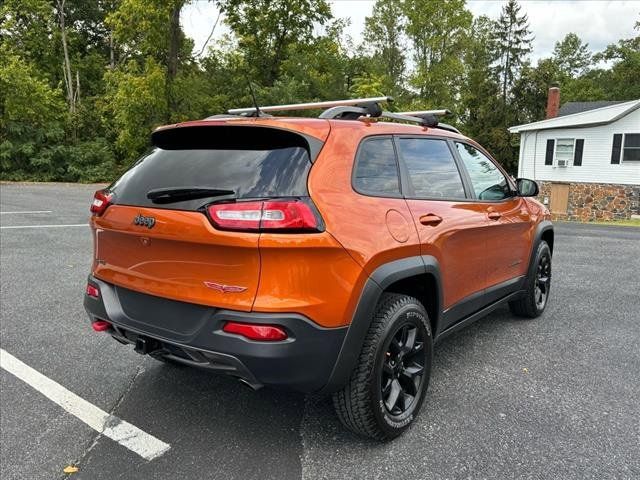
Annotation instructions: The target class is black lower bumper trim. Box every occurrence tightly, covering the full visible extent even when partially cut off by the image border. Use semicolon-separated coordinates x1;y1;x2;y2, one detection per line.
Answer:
84;277;347;393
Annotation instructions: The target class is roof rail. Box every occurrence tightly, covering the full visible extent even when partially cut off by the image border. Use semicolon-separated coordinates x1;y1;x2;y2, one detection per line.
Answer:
228;96;393;115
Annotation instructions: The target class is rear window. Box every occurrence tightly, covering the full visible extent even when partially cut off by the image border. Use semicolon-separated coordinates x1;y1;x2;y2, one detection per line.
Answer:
110;126;317;211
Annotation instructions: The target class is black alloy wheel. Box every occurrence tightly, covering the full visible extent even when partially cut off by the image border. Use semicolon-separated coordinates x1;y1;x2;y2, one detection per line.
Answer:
380;323;425;417
534;252;551;310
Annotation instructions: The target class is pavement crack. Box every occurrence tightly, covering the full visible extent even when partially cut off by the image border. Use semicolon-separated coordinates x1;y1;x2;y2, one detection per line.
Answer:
60;360;146;478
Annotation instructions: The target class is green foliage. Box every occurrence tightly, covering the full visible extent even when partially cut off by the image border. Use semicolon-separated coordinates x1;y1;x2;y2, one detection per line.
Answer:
364;0;406;98
553;33;592;77
0;53;66;179
493;0;533;101
1;0;637;181
403;0;472;110
102;59;167;163
218;0;332;86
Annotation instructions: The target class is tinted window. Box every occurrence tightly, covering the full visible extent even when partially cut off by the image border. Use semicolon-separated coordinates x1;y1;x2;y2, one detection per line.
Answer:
353;137;400;195
455;143;512;201
110;129;312;211
398;138;466;199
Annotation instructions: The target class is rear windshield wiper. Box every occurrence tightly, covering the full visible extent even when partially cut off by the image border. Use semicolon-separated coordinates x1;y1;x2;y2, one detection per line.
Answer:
147;187;235;204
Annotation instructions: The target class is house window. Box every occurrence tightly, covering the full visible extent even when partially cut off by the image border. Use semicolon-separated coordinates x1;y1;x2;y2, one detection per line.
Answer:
623;133;640;161
555;138;574;166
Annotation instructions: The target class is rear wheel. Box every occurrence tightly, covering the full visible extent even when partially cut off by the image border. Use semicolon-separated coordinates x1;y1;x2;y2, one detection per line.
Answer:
332;293;432;440
509;241;552;318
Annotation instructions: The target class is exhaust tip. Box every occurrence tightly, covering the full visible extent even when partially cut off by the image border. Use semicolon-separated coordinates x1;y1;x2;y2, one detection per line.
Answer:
237;377;263;391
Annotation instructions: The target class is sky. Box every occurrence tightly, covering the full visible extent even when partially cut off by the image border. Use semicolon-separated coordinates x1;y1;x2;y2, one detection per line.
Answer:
182;0;640;62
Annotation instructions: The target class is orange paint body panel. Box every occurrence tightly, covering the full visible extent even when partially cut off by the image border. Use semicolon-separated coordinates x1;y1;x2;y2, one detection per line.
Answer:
91;205;260;311
253;232;366;327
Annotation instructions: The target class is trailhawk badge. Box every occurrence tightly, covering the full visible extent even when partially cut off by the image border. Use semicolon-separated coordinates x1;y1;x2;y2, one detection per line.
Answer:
133;214;156;229
203;281;247;293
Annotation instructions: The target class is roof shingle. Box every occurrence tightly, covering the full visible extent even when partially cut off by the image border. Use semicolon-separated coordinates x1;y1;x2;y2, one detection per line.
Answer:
558;101;627;117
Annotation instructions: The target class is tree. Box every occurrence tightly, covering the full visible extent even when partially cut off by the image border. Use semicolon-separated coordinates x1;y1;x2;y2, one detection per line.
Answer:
460;16;501;149
494;0;532;102
553;33;591;77
364;0;406;97
593;21;640;100
512;58;564;122
402;0;472;110
0;54;66;179
218;0;332;86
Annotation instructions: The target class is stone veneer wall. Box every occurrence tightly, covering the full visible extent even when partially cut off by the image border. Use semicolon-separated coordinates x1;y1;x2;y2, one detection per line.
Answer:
537;181;640;221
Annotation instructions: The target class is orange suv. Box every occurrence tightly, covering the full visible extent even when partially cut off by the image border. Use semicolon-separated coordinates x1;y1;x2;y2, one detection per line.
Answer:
84;97;553;439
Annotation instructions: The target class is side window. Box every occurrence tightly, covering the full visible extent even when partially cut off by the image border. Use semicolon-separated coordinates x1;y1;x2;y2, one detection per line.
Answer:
455;142;512;201
397;138;466;199
353;137;400;196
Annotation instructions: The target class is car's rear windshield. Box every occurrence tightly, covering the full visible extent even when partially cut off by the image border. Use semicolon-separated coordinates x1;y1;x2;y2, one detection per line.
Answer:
110;126;319;211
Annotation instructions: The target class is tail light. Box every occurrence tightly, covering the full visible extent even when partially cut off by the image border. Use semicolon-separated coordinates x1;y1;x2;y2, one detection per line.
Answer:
223;321;288;341
90;189;113;216
207;199;321;232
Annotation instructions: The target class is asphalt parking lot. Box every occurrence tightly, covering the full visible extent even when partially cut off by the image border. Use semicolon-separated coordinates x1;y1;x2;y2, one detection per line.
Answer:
1;182;639;480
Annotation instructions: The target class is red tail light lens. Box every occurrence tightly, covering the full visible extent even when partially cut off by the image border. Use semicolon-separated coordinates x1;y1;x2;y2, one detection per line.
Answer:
86;283;100;298
90;189;113;216
223;322;288;341
207;200;320;232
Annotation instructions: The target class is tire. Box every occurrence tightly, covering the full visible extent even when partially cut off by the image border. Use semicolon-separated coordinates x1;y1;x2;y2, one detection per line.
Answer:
509;240;552;318
332;293;433;440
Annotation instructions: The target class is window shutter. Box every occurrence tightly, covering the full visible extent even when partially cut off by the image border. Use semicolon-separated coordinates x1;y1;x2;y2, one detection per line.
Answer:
545;139;554;165
573;139;584;166
611;134;622;164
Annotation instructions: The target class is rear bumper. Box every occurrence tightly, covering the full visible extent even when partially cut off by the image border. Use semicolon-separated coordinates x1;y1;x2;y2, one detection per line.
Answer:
84;276;347;393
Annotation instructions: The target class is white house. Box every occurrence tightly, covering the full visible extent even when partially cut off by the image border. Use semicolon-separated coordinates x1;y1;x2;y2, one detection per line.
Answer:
509;90;640;221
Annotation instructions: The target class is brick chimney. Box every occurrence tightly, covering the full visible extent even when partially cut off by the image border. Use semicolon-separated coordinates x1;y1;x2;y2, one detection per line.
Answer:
546;86;560;119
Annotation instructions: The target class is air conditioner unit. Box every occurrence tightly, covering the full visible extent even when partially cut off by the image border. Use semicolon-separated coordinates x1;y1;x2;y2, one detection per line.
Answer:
557;159;569;167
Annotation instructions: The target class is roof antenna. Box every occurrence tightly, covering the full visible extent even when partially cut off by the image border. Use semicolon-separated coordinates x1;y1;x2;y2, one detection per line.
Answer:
247;81;261;117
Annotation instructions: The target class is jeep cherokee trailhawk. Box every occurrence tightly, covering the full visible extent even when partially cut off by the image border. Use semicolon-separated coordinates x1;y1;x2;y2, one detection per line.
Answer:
84;97;553;439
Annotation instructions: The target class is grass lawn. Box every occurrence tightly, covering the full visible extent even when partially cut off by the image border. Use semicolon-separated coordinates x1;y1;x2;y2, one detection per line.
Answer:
586;218;640;227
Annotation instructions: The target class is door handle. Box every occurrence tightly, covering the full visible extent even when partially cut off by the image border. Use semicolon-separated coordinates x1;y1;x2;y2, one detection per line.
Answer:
487;211;502;220
419;214;443;226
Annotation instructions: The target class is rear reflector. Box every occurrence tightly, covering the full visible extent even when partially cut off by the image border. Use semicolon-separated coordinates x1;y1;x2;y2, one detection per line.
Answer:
92;320;111;332
86;284;100;298
90;189;113;216
223;322;288;341
208;200;319;232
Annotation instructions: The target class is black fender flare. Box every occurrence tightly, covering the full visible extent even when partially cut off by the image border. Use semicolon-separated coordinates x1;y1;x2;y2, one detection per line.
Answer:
526;220;554;277
318;255;442;394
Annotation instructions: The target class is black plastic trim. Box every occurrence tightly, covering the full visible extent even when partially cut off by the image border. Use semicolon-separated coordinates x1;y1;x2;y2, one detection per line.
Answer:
440;276;526;333
436;290;525;343
320;255;442;393
84;277;346;393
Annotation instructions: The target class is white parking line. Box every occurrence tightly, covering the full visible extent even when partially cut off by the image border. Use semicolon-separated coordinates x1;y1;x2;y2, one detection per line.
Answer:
0;349;170;461
0;224;87;229
0;211;53;214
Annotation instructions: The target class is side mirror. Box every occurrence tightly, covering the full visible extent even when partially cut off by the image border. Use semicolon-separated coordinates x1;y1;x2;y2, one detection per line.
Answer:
516;178;539;197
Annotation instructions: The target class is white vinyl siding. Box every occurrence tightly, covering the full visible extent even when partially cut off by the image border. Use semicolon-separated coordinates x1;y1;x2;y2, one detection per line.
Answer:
517;107;640;185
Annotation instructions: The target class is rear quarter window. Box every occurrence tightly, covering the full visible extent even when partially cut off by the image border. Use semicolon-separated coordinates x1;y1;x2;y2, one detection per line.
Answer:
353;137;401;196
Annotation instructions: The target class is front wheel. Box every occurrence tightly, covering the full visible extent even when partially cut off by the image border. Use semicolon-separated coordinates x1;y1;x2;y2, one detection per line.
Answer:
509;240;552;318
332;293;433;440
